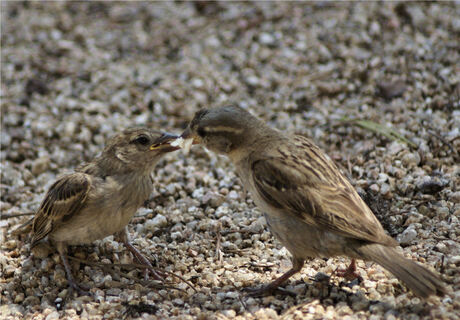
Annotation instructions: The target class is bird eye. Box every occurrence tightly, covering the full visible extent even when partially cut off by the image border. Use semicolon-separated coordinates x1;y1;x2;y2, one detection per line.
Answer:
197;127;206;137
134;135;150;145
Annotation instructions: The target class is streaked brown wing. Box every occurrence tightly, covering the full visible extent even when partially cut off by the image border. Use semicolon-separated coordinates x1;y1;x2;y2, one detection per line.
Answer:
31;173;91;246
251;143;397;246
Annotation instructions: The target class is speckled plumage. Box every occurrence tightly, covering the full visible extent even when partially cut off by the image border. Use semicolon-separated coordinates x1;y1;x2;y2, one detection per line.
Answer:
182;105;447;298
31;127;178;293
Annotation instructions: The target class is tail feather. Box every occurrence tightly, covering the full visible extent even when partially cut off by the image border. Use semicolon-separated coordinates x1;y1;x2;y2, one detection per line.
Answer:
357;243;447;298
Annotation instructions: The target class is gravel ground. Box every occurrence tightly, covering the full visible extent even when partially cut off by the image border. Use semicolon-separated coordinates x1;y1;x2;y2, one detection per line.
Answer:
1;2;459;319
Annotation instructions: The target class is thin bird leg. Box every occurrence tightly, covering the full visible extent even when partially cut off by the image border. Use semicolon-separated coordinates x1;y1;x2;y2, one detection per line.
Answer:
57;245;89;295
334;259;361;281
244;258;304;297
117;229;165;281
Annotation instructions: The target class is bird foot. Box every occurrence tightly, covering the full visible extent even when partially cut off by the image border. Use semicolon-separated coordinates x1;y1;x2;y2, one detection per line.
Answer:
333;259;362;282
123;240;164;281
59;251;91;296
142;266;166;282
67;279;91;296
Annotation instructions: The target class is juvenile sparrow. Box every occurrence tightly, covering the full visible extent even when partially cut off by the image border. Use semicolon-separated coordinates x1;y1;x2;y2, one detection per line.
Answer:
31;128;179;294
181;105;447;298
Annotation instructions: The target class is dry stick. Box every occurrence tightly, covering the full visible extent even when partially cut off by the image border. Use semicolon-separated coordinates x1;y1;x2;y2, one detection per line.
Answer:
66;256;185;292
67;256;197;293
231;282;249;313
346;155;353;178
427;129;457;156
220;228;252;236
1;212;35;219
245;262;275;269
215;222;223;264
67;256;164;287
116;261;197;293
10;218;34;236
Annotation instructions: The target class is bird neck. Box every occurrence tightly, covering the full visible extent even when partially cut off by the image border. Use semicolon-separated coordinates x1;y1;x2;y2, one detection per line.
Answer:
228;124;281;163
114;171;154;209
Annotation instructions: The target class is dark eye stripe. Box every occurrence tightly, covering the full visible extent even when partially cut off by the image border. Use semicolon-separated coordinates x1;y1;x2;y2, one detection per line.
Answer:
133;135;150;145
197;127;206;137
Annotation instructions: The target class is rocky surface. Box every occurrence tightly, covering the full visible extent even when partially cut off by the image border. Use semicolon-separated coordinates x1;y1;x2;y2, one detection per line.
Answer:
1;2;459;319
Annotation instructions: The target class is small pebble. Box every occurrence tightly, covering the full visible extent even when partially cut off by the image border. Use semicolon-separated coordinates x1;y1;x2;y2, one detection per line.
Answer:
1;3;458;320
397;227;417;245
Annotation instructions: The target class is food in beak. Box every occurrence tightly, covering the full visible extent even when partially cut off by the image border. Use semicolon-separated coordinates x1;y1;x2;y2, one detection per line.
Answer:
150;133;179;150
170;137;194;154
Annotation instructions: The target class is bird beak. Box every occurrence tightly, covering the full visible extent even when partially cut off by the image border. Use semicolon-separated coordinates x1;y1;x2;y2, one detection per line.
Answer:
180;127;200;144
150;133;180;152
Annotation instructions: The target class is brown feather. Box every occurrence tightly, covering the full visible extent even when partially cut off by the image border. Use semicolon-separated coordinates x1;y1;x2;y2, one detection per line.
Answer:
185;105;446;297
251;136;397;247
31;173;91;246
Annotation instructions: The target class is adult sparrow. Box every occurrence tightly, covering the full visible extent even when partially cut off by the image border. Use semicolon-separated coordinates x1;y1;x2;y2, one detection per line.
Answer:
31;128;179;294
180;105;446;298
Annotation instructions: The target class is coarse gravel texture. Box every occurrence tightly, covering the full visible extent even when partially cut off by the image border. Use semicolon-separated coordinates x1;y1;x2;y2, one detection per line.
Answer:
1;2;459;319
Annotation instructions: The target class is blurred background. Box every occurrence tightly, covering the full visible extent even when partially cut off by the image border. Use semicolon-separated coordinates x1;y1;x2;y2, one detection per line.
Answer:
1;2;459;318
2;2;458;168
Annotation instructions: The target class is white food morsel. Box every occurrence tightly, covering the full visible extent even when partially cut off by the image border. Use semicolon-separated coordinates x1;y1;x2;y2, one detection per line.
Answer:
170;137;184;147
170;137;194;154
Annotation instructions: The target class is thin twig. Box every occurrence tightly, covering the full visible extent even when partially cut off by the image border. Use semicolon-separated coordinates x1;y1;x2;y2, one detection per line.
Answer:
67;256;196;293
215;222;223;264
346;155;353;178
440;255;445;274
231;282;249;313
66;256;185;292
245;262;275;269
427;129;457;156
1;212;35;219
335;160;353;182
339;117;417;148
9;218;34;236
219;228;252;236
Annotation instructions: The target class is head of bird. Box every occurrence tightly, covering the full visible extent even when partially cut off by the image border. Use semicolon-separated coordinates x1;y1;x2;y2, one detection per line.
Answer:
181;105;270;158
101;128;179;173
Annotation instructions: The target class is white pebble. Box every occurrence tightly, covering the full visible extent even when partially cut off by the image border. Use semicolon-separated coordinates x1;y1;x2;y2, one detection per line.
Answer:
45;311;60;320
215;206;230;218
401;152;421;167
222;310;236;318
170;231;182;240
259;32;275;45
227;190;239;200
397;227;417;245
144;214;167;231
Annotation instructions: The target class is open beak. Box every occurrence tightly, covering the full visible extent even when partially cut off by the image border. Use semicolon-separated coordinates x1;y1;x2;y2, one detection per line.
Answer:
180;127;200;144
150;133;180;152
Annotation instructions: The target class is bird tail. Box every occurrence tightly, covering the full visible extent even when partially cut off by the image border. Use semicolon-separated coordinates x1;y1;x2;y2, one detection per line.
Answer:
356;243;447;298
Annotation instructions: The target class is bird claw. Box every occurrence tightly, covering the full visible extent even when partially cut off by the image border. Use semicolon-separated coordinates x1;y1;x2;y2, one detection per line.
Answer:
333;259;362;282
68;280;91;296
143;266;166;281
123;240;165;281
334;268;362;281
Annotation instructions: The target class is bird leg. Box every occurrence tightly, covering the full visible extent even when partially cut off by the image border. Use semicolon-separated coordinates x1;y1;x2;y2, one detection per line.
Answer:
56;244;90;295
116;229;165;281
333;259;362;281
244;258;304;297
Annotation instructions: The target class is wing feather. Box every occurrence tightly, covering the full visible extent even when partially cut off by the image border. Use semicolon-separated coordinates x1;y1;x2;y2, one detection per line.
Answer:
251;136;397;246
31;173;91;246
